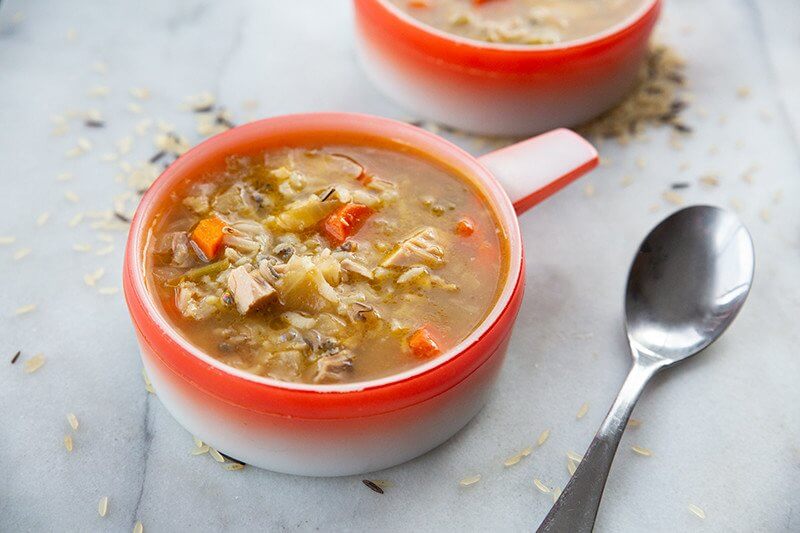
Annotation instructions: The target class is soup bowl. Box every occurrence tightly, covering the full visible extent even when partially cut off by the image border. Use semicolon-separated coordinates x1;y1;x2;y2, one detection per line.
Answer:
123;112;597;476
353;0;661;136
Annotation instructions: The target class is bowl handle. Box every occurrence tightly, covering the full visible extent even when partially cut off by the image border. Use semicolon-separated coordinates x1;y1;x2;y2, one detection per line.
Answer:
478;128;598;215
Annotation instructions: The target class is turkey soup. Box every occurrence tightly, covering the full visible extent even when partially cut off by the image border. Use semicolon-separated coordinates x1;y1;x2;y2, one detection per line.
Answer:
145;142;507;384
389;0;646;45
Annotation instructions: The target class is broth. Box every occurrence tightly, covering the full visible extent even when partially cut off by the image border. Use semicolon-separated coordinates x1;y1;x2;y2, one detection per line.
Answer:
389;0;646;45
146;142;508;384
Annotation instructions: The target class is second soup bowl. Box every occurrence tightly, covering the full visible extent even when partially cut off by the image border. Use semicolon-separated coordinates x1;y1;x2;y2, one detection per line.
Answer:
123;113;597;476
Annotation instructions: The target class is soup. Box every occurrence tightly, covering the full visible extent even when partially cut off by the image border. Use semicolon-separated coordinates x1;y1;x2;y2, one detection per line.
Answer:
146;143;507;384
389;0;645;45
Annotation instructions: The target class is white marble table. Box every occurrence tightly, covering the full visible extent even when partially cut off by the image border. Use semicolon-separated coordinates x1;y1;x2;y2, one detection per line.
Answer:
1;1;798;531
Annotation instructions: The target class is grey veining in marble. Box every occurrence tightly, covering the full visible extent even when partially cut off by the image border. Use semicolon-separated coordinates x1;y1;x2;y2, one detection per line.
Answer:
1;1;798;531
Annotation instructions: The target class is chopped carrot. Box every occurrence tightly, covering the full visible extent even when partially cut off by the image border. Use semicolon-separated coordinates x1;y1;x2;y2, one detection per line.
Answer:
407;0;431;8
455;217;476;237
472;0;499;5
321;203;374;246
190;216;226;261
408;326;441;358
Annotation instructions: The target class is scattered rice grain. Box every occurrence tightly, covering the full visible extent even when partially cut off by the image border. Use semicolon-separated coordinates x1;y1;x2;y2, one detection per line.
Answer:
36;212;50;227
662;190;684;205
759;208;771;223
503;446;533;467
67;413;79;430
24;353;45;373
127;102;144;114
583;184;595;197
64;435;74;452
631;445;652;457
98;496;108;517
65;190;80;203
566;451;583;463
224;462;245;471
191;445;210;455
209;448;225;463
0;236;16;245
133;521;143;533
130;87;151;100
14;304;37;315
69;213;85;227
56;172;73;181
567;458;577;476
699;174;720;187
736;86;751;98
537;429;551;446
534;478;551;494
688;504;706;519
627;418;642;428
13;248;31;260
552;487;562;502
576;402;589;419
459;474;481;487
95;245;114;256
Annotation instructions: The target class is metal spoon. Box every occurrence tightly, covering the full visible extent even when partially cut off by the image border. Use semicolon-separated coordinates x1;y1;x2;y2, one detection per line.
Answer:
537;205;754;533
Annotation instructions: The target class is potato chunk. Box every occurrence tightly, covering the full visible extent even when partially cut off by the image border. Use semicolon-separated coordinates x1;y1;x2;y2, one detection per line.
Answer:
381;226;445;268
227;265;276;314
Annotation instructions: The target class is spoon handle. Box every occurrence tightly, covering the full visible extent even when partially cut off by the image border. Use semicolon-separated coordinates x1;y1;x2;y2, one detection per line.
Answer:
537;358;663;533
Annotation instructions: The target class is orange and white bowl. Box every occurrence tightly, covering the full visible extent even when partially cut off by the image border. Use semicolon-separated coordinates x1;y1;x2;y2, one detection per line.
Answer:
354;0;661;136
123;113;597;476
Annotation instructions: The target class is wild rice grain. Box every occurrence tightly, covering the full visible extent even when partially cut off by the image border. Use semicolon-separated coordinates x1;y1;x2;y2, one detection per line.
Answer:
362;479;384;494
11;351;21;364
24;353;45;373
64;435;74;452
688;504;706;519
576;402;589;419
631;446;652;457
459;474;481;487
534;479;551;494
67;413;79;430
537;429;551;446
98;496;109;517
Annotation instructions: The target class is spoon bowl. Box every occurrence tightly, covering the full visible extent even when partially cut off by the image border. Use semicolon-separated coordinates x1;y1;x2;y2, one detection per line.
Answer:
625;205;755;363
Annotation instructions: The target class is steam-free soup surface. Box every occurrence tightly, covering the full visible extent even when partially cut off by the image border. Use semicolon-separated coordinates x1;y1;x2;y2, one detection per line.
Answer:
390;0;645;45
147;144;506;384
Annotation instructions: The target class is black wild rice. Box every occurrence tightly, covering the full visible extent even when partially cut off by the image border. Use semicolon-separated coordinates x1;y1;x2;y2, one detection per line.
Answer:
362;479;384;494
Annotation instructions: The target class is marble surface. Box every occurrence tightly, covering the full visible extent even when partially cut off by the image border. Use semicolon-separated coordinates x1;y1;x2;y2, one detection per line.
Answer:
1;1;799;531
